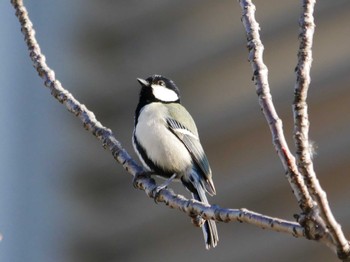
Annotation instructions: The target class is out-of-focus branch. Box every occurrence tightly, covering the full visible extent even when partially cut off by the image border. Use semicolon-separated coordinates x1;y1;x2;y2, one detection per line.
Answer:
238;0;315;213
293;0;350;259
10;0;306;242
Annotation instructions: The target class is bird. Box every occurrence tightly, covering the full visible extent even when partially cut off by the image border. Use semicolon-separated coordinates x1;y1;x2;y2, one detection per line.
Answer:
132;74;219;249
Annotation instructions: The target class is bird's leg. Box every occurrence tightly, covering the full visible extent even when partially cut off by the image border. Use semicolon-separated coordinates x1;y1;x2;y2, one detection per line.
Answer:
152;174;177;204
155;173;177;192
151;173;177;202
133;172;177;202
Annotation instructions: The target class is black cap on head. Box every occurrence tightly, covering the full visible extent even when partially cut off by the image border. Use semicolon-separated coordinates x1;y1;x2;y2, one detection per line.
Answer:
136;74;181;103
148;75;180;96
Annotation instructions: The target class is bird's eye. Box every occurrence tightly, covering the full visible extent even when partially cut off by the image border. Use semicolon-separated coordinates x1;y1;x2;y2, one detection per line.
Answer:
158;80;165;86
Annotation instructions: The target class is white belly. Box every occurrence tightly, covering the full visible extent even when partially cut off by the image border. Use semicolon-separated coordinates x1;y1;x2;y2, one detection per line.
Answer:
135;103;192;173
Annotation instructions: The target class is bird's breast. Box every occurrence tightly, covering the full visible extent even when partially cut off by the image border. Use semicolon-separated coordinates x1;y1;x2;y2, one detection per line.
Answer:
135;103;192;174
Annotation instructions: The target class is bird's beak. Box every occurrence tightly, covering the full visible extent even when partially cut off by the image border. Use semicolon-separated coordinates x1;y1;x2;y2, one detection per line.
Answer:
137;78;149;87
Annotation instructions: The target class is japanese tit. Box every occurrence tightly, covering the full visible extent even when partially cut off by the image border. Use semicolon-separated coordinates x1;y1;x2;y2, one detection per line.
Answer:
132;75;218;249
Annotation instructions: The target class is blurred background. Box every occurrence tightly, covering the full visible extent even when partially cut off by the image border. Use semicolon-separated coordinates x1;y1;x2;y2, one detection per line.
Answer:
1;1;350;261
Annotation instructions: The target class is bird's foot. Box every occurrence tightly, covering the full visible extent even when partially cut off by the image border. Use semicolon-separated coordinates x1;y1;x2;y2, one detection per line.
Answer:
151;173;177;203
191;215;205;228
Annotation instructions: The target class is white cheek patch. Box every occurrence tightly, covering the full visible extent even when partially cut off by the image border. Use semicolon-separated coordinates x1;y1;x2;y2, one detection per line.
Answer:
152;84;179;102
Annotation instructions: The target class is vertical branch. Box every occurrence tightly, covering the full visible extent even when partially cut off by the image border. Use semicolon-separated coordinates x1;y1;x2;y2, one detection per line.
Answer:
293;0;350;258
238;0;315;213
294;0;316;195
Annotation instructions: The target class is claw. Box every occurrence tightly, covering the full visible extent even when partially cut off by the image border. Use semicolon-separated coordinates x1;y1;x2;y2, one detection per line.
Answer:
151;173;177;203
191;215;205;228
151;185;163;203
132;171;154;189
151;183;169;203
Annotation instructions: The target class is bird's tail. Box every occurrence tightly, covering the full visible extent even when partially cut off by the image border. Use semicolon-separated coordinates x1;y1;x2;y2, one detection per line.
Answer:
192;185;219;249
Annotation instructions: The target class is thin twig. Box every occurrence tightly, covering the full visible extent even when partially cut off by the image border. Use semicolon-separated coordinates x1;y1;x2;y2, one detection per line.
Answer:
10;0;306;241
293;0;350;259
238;0;315;212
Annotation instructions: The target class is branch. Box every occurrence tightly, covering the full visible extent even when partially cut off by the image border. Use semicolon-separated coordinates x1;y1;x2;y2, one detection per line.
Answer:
238;0;315;213
293;0;350;259
10;0;305;242
134;175;305;237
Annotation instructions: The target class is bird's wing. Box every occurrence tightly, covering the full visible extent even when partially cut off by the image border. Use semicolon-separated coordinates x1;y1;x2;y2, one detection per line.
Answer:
166;117;215;195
